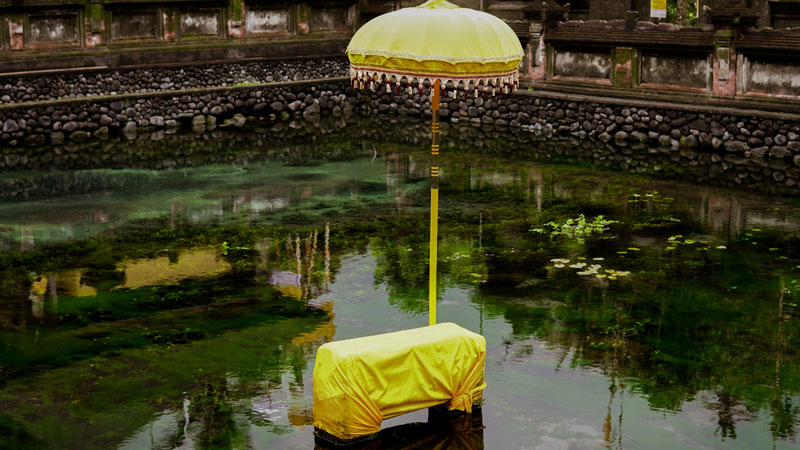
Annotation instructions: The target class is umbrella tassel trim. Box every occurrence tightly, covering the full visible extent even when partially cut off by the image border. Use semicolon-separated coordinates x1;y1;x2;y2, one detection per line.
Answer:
349;67;519;98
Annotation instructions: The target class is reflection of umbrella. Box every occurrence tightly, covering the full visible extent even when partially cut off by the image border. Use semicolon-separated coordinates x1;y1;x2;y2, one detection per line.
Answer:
346;0;523;325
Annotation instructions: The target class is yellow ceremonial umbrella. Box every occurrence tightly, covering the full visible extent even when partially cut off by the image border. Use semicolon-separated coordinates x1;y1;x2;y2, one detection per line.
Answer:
346;0;523;326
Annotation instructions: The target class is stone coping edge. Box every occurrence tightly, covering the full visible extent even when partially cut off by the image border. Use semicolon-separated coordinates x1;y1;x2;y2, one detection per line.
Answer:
3;75;800;123
522;82;800;121
0;53;348;79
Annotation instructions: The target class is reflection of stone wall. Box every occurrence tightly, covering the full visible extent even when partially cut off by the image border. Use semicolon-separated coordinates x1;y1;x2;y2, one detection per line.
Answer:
246;8;290;35
641;53;709;89
741;56;800;96
553;49;611;79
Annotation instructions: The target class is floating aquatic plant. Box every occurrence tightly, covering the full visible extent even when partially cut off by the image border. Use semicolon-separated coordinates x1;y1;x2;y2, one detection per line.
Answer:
532;214;619;244
549;258;630;279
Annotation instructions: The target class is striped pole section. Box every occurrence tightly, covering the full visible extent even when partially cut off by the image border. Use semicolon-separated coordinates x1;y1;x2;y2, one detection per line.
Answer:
429;79;440;326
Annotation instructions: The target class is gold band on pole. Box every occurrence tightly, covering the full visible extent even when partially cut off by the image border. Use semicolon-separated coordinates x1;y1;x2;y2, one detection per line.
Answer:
429;79;441;326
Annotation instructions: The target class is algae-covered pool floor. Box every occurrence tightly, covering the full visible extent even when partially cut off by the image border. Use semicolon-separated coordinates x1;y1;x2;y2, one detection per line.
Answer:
0;122;799;449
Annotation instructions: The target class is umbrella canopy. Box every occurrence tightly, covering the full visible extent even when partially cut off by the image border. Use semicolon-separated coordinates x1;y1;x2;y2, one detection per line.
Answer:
346;0;524;95
345;0;523;327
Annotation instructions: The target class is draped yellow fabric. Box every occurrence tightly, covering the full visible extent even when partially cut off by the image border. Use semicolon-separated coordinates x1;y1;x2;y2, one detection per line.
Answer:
312;322;487;440
346;0;523;83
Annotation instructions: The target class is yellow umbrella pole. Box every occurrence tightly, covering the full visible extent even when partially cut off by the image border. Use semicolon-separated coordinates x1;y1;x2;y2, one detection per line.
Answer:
429;79;440;326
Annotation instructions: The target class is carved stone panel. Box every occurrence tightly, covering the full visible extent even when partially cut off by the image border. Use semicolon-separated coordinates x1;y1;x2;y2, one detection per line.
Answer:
310;7;349;31
553;49;611;79
29;13;79;46
641;52;710;89
111;12;158;40
246;8;290;35
180;10;221;38
743;55;800;96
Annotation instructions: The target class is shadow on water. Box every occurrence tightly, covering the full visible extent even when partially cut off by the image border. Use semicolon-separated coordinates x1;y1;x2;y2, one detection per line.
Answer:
314;408;484;450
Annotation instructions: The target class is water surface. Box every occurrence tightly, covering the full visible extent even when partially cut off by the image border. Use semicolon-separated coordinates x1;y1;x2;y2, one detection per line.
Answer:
0;119;798;449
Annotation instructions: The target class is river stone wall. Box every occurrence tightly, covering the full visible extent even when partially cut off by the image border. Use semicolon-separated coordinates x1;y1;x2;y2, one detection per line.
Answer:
0;60;799;194
0;57;349;105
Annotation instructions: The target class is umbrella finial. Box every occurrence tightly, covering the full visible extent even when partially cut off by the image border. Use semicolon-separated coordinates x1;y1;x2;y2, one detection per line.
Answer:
416;0;460;9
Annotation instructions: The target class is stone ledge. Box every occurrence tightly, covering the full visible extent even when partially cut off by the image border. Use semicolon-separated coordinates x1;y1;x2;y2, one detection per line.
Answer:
0;78;350;113
523;81;800;120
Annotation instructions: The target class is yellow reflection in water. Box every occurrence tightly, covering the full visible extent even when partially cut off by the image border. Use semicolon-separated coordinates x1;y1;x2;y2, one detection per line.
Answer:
30;270;97;298
31;276;48;295
57;270;98;297
117;247;231;290
292;299;336;347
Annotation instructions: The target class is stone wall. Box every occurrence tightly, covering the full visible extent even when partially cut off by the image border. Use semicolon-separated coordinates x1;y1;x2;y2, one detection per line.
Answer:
0;57;349;105
1;60;799;195
0;80;354;148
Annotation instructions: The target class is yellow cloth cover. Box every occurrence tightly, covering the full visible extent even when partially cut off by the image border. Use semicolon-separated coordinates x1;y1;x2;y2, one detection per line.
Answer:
346;0;523;90
312;322;486;440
